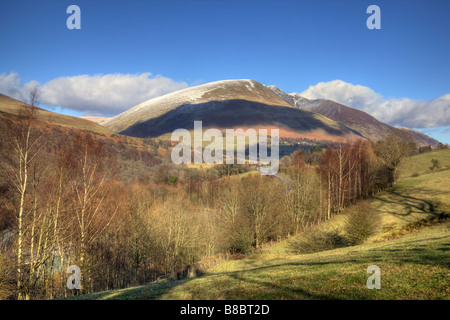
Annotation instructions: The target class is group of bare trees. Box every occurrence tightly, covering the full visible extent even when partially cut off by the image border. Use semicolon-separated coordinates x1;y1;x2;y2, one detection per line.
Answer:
280;136;414;230
315;137;412;221
0;106;223;298
283;161;324;234
317;140;378;219
1;104;45;300
0;105;118;299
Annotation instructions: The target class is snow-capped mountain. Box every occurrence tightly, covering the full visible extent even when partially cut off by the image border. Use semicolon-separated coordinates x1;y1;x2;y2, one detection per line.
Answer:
103;79;361;141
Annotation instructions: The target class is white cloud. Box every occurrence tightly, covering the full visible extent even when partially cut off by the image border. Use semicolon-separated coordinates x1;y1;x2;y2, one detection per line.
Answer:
0;72;40;102
299;80;450;128
300;80;383;112
0;72;21;97
0;72;189;116
2;73;448;127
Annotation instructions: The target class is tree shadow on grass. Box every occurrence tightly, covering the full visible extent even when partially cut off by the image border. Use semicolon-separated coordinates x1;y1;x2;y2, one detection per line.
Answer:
66;277;192;300
372;187;445;220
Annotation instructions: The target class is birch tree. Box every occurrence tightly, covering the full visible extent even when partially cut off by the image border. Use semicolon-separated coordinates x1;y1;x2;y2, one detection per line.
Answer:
71;133;116;293
0;88;45;299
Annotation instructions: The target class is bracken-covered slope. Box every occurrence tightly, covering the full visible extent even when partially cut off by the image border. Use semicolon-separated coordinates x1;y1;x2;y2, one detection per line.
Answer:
103;80;362;142
296;98;393;141
0;93;113;135
265;85;440;147
395;127;441;147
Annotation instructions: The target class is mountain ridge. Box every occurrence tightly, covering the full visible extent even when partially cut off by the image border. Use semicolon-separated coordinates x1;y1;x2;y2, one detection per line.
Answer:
264;85;440;147
103;79;362;142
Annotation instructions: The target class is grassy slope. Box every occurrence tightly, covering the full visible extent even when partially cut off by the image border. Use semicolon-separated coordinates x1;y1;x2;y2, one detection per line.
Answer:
68;150;450;300
310;150;450;239
0;93;113;135
399;149;450;178
68;223;450;300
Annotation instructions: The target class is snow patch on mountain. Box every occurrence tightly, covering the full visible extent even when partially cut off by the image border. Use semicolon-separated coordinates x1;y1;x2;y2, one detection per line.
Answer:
103;79;294;133
103;79;257;127
264;85;318;110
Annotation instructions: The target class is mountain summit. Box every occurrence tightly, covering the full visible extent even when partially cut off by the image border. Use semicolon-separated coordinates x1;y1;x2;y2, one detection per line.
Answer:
103;79;361;141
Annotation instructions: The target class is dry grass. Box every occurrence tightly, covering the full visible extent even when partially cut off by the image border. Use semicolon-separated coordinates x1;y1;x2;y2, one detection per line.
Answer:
0;93;113;134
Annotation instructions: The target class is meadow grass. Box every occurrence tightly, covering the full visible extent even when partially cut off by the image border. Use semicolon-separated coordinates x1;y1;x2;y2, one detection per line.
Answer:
68;222;449;300
399;149;450;178
67;150;450;300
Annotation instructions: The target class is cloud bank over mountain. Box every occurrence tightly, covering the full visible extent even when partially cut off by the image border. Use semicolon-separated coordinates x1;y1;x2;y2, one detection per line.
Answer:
299;80;450;128
1;73;448;129
0;72;188;116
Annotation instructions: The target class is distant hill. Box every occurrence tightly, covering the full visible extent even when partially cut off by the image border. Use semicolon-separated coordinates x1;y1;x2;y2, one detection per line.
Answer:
103;80;362;142
265;86;440;147
80;116;111;125
0;93;173;184
0;93;113;135
395;127;441;148
2;80;439;149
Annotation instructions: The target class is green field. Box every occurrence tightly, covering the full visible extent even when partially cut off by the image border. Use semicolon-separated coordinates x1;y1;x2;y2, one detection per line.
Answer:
67;222;449;300
67;150;450;300
399;149;450;178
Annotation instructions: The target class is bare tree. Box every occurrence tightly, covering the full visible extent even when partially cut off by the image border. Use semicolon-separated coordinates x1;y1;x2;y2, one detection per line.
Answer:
0;87;45;299
374;130;416;185
318;146;337;220
71;133;116;293
284;165;321;234
241;175;278;250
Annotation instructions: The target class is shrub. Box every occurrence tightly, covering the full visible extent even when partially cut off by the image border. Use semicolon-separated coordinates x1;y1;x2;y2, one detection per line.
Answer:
168;176;178;185
429;159;441;173
0;250;14;300
230;226;254;254
344;207;381;245
403;213;450;232
290;228;347;254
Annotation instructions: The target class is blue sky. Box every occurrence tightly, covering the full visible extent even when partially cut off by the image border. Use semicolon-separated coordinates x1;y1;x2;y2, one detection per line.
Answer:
0;0;449;143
